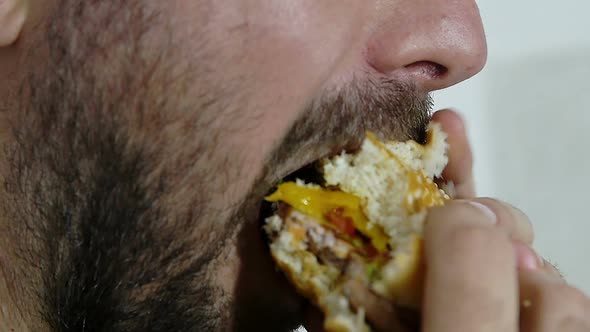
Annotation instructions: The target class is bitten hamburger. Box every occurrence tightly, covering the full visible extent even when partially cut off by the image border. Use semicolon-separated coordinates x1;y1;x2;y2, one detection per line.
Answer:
263;123;451;332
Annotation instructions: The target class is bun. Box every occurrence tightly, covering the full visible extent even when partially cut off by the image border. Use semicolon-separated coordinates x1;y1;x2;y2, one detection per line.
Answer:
264;123;450;332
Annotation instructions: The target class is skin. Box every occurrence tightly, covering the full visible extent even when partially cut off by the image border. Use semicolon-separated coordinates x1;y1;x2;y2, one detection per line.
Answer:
0;1;588;332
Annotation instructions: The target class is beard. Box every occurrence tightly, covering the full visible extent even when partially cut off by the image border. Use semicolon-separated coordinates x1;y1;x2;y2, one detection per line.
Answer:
1;1;432;331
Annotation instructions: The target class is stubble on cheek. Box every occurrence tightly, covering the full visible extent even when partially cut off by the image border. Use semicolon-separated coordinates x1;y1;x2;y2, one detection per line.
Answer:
1;1;285;330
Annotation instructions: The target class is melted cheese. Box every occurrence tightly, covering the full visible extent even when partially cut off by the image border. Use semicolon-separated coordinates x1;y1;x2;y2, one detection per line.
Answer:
266;182;389;252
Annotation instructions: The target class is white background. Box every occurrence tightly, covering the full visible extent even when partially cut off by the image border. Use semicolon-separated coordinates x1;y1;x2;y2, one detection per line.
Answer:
434;0;590;293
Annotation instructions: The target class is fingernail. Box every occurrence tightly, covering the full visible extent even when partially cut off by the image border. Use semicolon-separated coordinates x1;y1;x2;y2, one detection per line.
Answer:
513;242;540;270
467;201;497;224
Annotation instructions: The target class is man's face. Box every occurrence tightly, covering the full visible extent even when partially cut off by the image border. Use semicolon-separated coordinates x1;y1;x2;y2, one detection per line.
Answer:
1;0;486;331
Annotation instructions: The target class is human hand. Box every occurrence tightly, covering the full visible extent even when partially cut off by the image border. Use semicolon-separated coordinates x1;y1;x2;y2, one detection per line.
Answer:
305;110;590;332
422;110;590;332
423;198;590;332
357;110;589;332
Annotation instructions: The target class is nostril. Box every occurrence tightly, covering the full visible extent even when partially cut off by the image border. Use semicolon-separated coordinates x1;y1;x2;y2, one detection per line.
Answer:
404;61;448;79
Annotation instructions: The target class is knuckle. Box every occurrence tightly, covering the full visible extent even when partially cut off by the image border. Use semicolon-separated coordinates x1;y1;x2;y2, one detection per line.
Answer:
561;286;590;309
513;216;534;243
478;197;534;242
521;275;590;330
557;285;587;305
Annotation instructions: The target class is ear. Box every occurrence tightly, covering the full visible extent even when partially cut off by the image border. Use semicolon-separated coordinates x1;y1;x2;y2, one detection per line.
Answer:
0;0;28;47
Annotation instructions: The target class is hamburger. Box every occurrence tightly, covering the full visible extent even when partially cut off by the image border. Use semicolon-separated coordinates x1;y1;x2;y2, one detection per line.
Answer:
263;123;452;332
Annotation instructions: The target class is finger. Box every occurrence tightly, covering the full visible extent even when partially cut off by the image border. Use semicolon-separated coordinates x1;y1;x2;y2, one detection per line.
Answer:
538;257;565;280
469;198;534;245
432;109;475;199
519;270;590;332
423;200;518;332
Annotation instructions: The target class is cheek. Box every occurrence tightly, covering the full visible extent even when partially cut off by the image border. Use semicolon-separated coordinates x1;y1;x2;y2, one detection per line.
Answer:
227;0;370;155
179;1;367;114
243;0;369;96
159;0;369;187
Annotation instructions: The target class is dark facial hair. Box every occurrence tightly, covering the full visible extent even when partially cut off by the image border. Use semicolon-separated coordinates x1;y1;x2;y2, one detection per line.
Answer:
1;1;431;332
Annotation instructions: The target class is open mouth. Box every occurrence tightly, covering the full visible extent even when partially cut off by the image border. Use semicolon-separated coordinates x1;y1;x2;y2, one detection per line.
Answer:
281;162;325;188
259;161;322;235
254;123;451;332
260;158;389;256
257;139;353;222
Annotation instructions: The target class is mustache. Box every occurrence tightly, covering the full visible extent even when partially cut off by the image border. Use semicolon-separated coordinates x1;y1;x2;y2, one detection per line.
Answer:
265;78;433;183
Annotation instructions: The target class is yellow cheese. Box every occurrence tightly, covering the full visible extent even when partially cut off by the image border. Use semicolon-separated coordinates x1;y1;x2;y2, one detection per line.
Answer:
266;182;389;252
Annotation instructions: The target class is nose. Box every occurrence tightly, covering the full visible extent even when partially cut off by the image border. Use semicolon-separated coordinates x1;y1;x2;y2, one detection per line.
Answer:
365;0;487;91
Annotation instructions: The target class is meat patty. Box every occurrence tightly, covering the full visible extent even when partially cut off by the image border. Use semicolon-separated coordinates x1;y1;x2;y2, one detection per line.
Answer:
268;205;416;331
